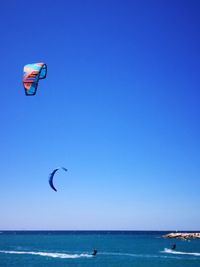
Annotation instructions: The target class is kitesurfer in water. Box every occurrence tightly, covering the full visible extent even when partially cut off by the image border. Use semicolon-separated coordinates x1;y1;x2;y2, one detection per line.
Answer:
171;244;176;250
92;248;97;256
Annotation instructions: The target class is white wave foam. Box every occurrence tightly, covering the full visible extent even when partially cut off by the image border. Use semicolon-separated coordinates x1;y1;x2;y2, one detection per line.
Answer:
162;248;200;257
0;250;92;259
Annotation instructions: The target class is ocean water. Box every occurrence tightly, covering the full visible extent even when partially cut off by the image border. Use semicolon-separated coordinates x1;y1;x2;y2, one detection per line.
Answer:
0;231;200;267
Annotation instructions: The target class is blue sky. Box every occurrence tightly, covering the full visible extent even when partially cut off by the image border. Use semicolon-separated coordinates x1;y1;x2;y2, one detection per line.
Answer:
0;0;200;230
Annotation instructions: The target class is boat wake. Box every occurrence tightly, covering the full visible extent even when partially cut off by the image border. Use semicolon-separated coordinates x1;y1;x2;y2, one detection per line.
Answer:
162;248;200;257
0;250;92;259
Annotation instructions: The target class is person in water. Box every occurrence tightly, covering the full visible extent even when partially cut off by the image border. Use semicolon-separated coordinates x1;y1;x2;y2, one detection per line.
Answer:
171;244;176;250
92;248;97;256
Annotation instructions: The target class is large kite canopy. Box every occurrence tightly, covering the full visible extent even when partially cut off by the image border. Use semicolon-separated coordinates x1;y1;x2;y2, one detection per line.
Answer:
49;167;68;192
23;63;47;95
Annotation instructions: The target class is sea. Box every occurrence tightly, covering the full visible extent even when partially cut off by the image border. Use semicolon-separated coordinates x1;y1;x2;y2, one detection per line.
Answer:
0;231;200;267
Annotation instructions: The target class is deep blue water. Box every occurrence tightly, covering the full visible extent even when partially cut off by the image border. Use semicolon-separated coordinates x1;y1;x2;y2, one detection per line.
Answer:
0;231;200;267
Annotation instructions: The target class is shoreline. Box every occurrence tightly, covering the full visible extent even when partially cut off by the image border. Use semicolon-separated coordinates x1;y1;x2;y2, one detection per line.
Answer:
163;233;200;240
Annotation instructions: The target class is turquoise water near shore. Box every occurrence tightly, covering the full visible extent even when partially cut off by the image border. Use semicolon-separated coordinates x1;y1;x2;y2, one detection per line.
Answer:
0;231;200;267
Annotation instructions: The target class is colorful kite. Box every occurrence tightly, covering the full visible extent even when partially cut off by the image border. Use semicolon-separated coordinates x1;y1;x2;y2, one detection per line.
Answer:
23;63;47;95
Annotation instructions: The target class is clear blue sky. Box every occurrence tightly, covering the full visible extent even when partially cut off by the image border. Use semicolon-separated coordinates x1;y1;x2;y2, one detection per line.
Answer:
0;0;200;230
